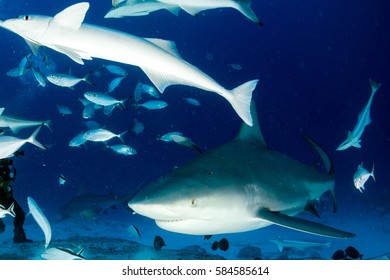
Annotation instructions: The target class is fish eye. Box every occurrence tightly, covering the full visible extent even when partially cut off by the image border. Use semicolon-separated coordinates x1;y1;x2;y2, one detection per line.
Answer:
19;15;29;21
190;198;197;207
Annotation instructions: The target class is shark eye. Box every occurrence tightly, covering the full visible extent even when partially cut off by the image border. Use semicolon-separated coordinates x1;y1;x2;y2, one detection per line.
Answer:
190;198;197;207
19;15;29;21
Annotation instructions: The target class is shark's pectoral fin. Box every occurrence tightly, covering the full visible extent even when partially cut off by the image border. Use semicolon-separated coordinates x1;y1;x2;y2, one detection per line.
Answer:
52;45;92;65
257;209;355;239
352;140;361;148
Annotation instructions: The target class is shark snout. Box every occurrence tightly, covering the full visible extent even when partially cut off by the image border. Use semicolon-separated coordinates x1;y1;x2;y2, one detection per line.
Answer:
128;200;180;221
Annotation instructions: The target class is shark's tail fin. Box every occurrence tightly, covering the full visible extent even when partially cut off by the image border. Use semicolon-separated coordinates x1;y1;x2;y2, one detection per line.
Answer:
8;202;16;217
26;125;48;150
369;78;382;95
235;0;264;26
228;79;259;127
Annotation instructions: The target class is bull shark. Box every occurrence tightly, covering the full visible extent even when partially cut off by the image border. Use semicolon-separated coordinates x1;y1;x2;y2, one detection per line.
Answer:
128;103;355;238
336;79;382;151
0;2;258;126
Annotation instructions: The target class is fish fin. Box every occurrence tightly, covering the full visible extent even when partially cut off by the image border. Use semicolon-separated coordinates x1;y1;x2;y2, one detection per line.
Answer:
277;244;284;252
257;209;355;238
82;71;95;86
52;2;89;31
352;141;361;148
303;135;333;175
0;108;4;115
25;40;41;55
167;7;181;16
118;130;128;144
144;38;182;58
8;202;16;217
304;202;320;218
44;120;52;131
235;0;264;26
235;101;267;147
228;79;259;127
52;45;92;64
179;6;205;16
369;78;382;95
371;163;375;182
10;126;22;134
26;125;48;150
141;67;176;93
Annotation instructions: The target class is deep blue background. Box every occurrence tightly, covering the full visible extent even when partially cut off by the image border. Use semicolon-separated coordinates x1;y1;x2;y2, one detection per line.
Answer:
0;1;389;234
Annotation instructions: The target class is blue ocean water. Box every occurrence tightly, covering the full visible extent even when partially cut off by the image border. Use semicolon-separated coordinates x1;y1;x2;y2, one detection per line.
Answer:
0;0;389;260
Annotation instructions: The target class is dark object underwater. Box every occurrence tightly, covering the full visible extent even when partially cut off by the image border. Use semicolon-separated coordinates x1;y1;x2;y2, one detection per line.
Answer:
153;235;166;251
332;246;363;260
211;238;229;251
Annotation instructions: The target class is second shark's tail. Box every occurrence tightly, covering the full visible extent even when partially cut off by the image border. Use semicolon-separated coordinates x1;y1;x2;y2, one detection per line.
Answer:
226;79;259;127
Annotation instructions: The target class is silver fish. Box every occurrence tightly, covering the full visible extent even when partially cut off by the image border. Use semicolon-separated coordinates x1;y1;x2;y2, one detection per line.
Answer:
108;76;126;93
69;132;88;147
83;128;127;143
0;202;15;218
353;162;375;193
137;100;167;110
102;64;127;76
107;144;137;156
0;125;47;159
47;72;93;89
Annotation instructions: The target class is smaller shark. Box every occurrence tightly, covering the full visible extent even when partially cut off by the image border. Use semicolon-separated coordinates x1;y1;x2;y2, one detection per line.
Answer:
0;107;51;133
128;103;355;238
269;237;331;252
336;79;382;151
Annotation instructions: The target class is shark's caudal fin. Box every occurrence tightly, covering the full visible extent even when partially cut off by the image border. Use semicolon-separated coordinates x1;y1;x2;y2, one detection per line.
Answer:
228;79;259;127
257;209;355;238
235;0;264;26
369;78;382;95
26;125;48;150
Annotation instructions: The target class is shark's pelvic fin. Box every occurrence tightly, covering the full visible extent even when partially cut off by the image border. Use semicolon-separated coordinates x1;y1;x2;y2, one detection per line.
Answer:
257;209;355;238
52;2;89;31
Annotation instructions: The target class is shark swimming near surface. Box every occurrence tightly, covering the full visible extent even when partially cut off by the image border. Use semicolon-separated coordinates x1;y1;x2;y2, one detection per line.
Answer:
128;103;355;238
0;2;258;126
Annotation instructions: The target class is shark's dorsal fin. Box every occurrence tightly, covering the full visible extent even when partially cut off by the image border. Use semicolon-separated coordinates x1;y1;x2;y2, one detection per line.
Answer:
52;2;89;31
235;101;267;148
144;38;182;58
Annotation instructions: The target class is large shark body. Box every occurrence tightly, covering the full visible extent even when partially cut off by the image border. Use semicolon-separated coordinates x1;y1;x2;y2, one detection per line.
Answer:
128;104;355;238
0;2;257;126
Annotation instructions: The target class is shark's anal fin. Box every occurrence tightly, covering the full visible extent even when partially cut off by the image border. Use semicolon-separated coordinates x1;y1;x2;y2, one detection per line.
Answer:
257;209;355;239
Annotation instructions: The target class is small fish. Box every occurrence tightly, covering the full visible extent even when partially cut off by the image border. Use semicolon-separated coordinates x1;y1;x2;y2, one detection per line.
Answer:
131;119;144;135
84;91;127;109
82;103;99;119
31;67;47;87
102;64;127;76
153;235;166;251
228;63;243;71
183;97;201;106
136;100;167;110
83;128;127;143
56;105;73;115
59;174;67;186
345;246;363;259
27;197;51;249
133;82;160;101
47;72;93;89
107;144;137;156
127;224;141;240
0;202;15;218
157;131;183;142
0;125;47;159
211;238;229;251
171;134;202;153
69;132;88;148
108;76;126;93
353;162;375;193
41;247;86;260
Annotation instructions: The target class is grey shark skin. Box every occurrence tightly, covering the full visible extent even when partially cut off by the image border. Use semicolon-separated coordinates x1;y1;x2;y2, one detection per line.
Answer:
128;104;355;239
